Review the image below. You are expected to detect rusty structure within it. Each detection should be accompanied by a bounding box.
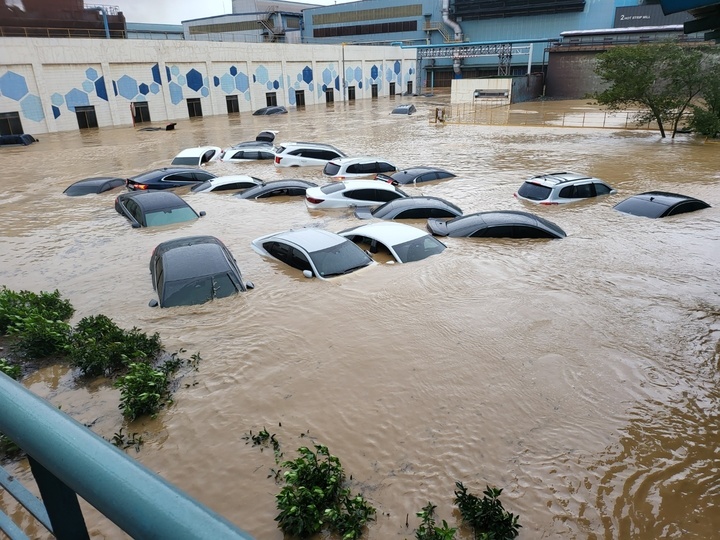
[0,0,126,38]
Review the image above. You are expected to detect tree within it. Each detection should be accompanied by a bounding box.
[689,52,720,138]
[594,42,705,138]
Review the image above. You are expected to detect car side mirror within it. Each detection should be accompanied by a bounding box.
[245,281,255,290]
[199,211,206,217]
[302,270,314,279]
[148,299,159,307]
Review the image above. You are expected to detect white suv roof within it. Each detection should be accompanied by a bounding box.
[525,171,595,187]
[273,142,347,167]
[514,171,616,205]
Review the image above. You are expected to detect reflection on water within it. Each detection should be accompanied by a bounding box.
[1,97,719,539]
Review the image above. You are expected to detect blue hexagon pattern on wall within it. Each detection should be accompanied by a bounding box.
[64,88,90,112]
[302,66,313,84]
[186,69,203,92]
[0,71,29,101]
[116,75,139,100]
[169,81,184,105]
[21,94,44,122]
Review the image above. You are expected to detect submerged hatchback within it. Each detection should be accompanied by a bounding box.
[515,171,616,205]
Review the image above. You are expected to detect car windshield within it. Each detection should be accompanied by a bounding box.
[517,182,552,201]
[145,207,198,227]
[323,162,341,176]
[162,274,239,307]
[191,181,212,192]
[392,236,446,263]
[308,241,372,277]
[171,157,200,166]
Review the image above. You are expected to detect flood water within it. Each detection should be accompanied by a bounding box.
[1,97,719,539]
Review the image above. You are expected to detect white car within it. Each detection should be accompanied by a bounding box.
[514,171,616,205]
[219,142,276,163]
[305,180,408,210]
[338,222,446,264]
[322,156,397,180]
[190,175,264,193]
[170,146,222,166]
[251,228,373,280]
[273,142,347,168]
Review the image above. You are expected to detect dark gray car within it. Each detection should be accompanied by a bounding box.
[427,210,566,239]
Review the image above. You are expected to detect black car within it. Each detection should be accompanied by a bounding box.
[115,191,205,228]
[125,167,217,191]
[149,236,253,308]
[235,179,318,200]
[377,167,456,186]
[354,196,463,220]
[427,210,566,239]
[252,106,288,116]
[64,176,125,196]
[0,133,37,146]
[613,191,711,218]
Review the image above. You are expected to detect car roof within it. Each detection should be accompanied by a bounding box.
[525,171,595,186]
[390,167,454,179]
[339,222,429,245]
[261,228,347,252]
[276,141,345,151]
[160,242,234,281]
[173,146,220,158]
[391,104,417,114]
[64,176,124,195]
[357,196,463,219]
[205,175,263,185]
[237,179,317,198]
[118,190,189,211]
[327,156,394,165]
[129,167,201,181]
[333,179,403,190]
[431,210,566,238]
[613,191,710,218]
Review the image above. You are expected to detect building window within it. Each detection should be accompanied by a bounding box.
[132,101,151,124]
[348,86,356,101]
[187,98,202,118]
[389,82,396,96]
[325,88,334,103]
[226,95,240,114]
[0,111,23,135]
[407,81,413,95]
[371,84,378,99]
[266,92,278,106]
[295,90,305,107]
[75,106,98,129]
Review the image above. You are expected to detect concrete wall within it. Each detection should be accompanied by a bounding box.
[544,49,608,99]
[0,37,416,135]
[450,74,543,104]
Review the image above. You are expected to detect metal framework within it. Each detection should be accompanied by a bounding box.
[415,43,531,59]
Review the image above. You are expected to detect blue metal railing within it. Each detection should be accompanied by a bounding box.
[0,372,254,540]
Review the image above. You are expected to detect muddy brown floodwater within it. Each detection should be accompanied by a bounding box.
[1,97,719,540]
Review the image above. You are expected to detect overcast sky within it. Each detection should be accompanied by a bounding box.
[113,0,355,25]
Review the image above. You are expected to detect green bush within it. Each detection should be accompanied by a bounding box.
[415,502,457,540]
[67,314,162,377]
[0,287,74,334]
[6,312,71,358]
[689,105,720,138]
[115,362,169,420]
[0,357,21,379]
[454,482,520,540]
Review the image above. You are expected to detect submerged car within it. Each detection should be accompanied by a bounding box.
[149,236,253,308]
[338,222,446,264]
[322,156,397,180]
[252,106,288,116]
[273,142,347,168]
[235,179,318,200]
[514,171,616,205]
[391,104,417,115]
[613,191,711,218]
[219,142,275,163]
[354,196,463,220]
[191,175,264,193]
[63,176,125,196]
[427,210,566,239]
[170,146,222,166]
[115,191,205,228]
[251,228,373,280]
[377,167,456,186]
[126,167,217,191]
[305,180,408,210]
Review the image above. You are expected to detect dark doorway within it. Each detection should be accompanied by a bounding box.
[0,111,23,135]
[266,92,278,106]
[407,81,413,95]
[187,98,202,118]
[75,106,98,129]
[226,95,239,114]
[132,101,151,124]
[348,86,355,101]
[295,90,305,107]
[371,84,378,99]
[325,88,334,103]
[389,82,396,96]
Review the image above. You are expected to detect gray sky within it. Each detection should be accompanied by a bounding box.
[113,0,355,25]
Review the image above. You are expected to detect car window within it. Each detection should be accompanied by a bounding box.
[163,274,238,307]
[517,182,551,201]
[666,200,708,217]
[430,207,459,218]
[144,207,198,227]
[320,182,346,194]
[164,172,196,183]
[393,236,446,263]
[201,150,216,163]
[192,181,212,192]
[344,188,377,201]
[396,208,432,219]
[171,157,199,166]
[194,171,215,181]
[346,164,362,174]
[594,182,612,195]
[373,189,404,202]
[324,162,341,176]
[378,162,396,173]
[258,151,275,160]
[308,241,371,278]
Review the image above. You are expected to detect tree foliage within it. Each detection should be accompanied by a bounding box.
[594,42,707,138]
[688,52,720,138]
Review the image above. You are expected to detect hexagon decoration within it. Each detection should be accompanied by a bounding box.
[288,88,296,106]
[394,61,401,75]
[85,67,99,81]
[308,82,314,92]
[82,80,94,93]
[370,65,379,80]
[334,76,340,91]
[345,67,354,82]
[139,83,150,95]
[296,73,303,83]
[169,81,184,105]
[293,81,300,89]
[21,94,44,122]
[409,67,415,75]
[135,95,147,102]
[354,67,362,82]
[266,81,273,90]
[213,76,220,87]
[244,92,252,102]
[112,80,118,96]
[235,72,249,92]
[220,73,235,94]
[52,105,61,119]
[0,71,29,101]
[116,75,139,100]
[255,65,269,85]
[95,77,108,101]
[358,81,363,89]
[322,68,333,86]
[51,92,64,106]
[151,63,162,85]
[149,82,160,94]
[201,87,209,97]
[64,88,90,112]
[170,65,180,77]
[177,74,186,86]
[273,80,280,90]
[165,66,172,82]
[302,66,313,84]
[386,67,394,82]
[230,66,238,76]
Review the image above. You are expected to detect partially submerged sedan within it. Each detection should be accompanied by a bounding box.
[149,236,253,308]
[338,222,446,263]
[115,191,205,228]
[191,175,264,193]
[427,210,566,239]
[305,180,408,209]
[235,179,318,200]
[126,167,217,191]
[377,167,456,186]
[613,191,710,218]
[354,196,463,220]
[170,146,222,166]
[63,176,125,196]
[251,228,373,280]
